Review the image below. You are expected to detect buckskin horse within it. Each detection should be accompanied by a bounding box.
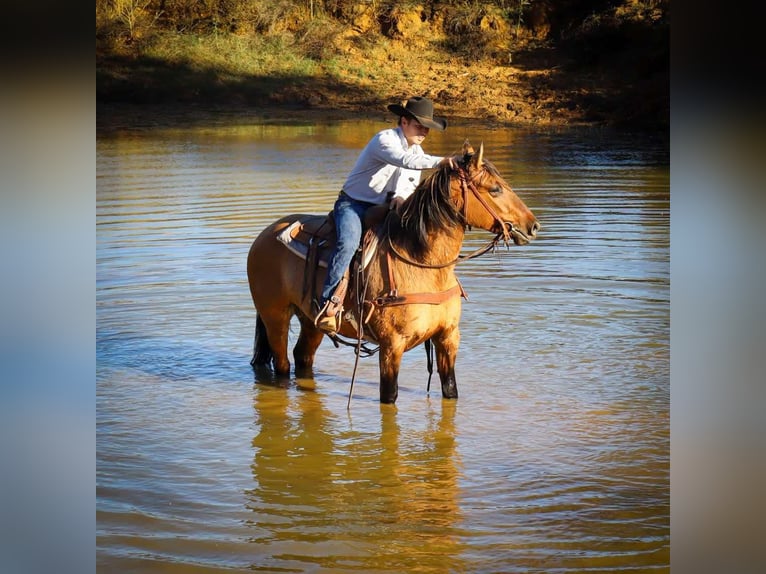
[247,141,539,404]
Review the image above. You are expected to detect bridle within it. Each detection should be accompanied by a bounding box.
[385,164,521,269]
[457,165,513,244]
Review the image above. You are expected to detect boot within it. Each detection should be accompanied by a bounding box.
[313,296,341,333]
[313,274,348,334]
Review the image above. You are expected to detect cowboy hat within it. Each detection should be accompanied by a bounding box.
[387,96,447,131]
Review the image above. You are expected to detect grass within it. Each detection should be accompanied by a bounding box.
[97,31,333,106]
[143,32,319,78]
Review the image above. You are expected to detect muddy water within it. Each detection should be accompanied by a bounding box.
[97,118,669,572]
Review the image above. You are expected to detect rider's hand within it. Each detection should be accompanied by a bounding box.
[439,155,461,170]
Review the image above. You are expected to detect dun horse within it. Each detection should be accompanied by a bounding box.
[247,141,539,403]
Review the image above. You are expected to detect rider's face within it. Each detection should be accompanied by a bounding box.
[401,116,430,145]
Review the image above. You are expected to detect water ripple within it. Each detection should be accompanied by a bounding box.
[97,122,668,573]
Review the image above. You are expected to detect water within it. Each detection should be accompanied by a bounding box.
[97,117,669,572]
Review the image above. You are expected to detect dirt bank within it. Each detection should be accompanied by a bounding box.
[96,3,668,131]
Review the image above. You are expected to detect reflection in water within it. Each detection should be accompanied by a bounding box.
[97,120,668,572]
[248,384,464,572]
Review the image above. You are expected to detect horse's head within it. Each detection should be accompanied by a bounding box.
[456,140,539,245]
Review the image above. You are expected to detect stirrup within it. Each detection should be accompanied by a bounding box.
[316,314,338,334]
[313,296,341,333]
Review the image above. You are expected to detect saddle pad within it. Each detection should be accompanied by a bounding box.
[276,219,329,267]
[276,218,379,269]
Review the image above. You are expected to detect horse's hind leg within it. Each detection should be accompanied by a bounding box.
[251,314,274,367]
[293,315,324,376]
[257,309,293,376]
[433,329,460,399]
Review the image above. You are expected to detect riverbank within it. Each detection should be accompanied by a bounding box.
[97,3,668,131]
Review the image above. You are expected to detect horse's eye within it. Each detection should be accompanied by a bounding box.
[489,185,503,197]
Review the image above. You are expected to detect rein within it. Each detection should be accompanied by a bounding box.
[386,229,503,269]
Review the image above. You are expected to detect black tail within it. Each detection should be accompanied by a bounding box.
[251,314,273,368]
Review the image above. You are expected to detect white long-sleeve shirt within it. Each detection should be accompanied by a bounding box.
[341,126,443,205]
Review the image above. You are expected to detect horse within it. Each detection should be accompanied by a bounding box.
[247,140,539,404]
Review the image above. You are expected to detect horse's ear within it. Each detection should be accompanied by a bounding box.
[477,142,484,168]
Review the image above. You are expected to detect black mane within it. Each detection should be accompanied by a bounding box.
[391,164,465,258]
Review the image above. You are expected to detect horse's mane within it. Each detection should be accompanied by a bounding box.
[392,164,464,258]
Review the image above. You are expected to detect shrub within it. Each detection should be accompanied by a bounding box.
[440,3,511,60]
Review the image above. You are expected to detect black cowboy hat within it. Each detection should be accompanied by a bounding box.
[387,96,447,131]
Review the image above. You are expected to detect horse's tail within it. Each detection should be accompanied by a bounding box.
[251,313,273,367]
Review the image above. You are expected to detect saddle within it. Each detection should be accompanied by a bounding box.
[276,204,388,265]
[277,215,333,267]
[275,205,389,308]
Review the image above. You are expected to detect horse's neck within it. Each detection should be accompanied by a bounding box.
[423,227,465,267]
[384,227,465,289]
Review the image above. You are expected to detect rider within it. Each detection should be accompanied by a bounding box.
[314,96,460,333]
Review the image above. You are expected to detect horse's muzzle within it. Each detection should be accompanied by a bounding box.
[504,220,539,245]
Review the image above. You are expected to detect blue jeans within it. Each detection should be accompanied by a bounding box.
[320,192,374,304]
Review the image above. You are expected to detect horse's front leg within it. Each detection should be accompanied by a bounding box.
[433,329,460,399]
[379,340,405,404]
